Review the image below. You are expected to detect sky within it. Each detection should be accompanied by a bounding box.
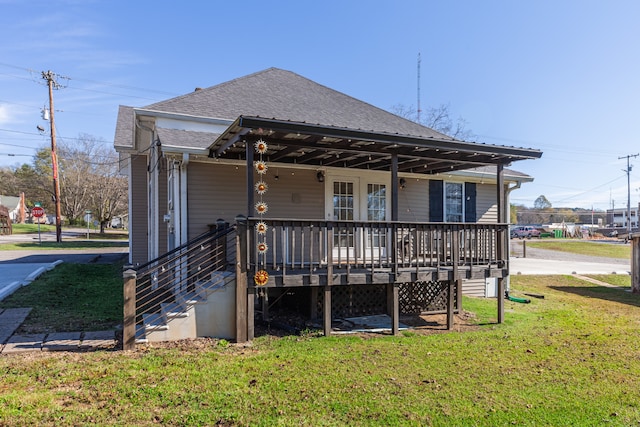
[1,0,639,212]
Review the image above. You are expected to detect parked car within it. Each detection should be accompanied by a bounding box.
[511,226,541,239]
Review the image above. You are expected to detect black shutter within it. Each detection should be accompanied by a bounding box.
[429,180,444,222]
[465,182,477,223]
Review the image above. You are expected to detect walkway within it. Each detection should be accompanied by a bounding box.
[0,308,117,354]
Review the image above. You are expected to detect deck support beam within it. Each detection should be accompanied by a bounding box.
[496,164,505,324]
[235,217,248,343]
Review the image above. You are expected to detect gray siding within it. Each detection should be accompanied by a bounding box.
[476,183,498,223]
[398,179,429,222]
[130,155,148,265]
[462,279,488,297]
[188,163,246,238]
[187,163,325,238]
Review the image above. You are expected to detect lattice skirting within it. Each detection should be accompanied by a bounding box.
[314,281,458,319]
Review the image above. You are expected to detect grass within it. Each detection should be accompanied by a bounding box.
[0,240,128,250]
[1,271,640,425]
[524,239,630,259]
[10,223,55,234]
[0,263,123,333]
[585,274,631,288]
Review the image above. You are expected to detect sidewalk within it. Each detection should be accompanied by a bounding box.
[0,308,118,354]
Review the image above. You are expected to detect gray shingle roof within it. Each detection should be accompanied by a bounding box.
[145,68,453,140]
[114,106,134,149]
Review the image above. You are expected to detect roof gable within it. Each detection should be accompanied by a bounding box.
[145,68,452,140]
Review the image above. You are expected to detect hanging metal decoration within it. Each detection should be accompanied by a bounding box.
[254,269,269,286]
[256,221,268,234]
[254,138,270,287]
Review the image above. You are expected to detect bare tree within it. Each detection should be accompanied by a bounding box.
[57,134,127,232]
[391,103,474,140]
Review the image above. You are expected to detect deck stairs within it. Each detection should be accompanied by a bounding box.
[133,225,237,344]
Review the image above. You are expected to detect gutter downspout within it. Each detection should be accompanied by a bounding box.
[180,153,189,246]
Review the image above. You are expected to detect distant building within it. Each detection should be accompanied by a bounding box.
[607,204,639,228]
[0,193,26,223]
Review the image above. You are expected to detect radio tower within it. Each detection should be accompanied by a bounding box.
[417,53,422,123]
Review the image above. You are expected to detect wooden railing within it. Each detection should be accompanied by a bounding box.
[239,217,509,286]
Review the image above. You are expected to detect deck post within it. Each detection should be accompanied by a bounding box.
[448,232,460,330]
[632,233,640,293]
[324,223,334,336]
[235,216,248,342]
[496,164,506,323]
[247,286,255,340]
[123,269,137,351]
[390,283,399,335]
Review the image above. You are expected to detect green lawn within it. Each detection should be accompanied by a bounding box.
[1,272,640,425]
[0,263,123,333]
[524,239,630,259]
[0,240,128,250]
[585,274,631,288]
[10,223,55,234]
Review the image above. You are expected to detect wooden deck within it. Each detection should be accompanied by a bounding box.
[238,218,509,288]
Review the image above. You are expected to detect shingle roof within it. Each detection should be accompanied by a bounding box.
[145,68,452,141]
[114,106,134,149]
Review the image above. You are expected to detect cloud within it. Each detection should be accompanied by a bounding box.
[0,104,12,125]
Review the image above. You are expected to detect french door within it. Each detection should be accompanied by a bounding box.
[325,175,389,262]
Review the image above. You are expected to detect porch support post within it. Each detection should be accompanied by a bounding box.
[391,153,399,221]
[235,216,248,342]
[247,286,255,341]
[324,223,334,337]
[246,143,254,217]
[388,283,399,335]
[496,164,505,324]
[123,269,137,351]
[448,233,460,330]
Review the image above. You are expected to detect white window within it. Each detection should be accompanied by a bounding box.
[444,182,464,222]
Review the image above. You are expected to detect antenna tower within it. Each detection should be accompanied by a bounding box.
[417,53,421,123]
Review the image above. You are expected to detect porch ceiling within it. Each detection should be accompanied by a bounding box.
[207,116,542,175]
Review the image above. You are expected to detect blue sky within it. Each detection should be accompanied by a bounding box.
[0,0,638,211]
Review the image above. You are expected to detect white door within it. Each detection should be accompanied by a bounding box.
[325,175,389,262]
[326,177,359,260]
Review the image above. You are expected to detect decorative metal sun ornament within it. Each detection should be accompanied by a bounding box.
[255,181,268,195]
[257,242,269,254]
[254,269,269,286]
[254,139,268,154]
[254,160,268,174]
[256,221,268,234]
[255,202,268,214]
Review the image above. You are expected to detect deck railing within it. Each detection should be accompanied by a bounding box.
[241,217,508,285]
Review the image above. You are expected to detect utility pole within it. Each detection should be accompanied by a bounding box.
[619,153,639,237]
[42,70,62,243]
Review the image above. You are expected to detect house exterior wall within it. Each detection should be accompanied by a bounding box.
[187,162,325,239]
[397,178,500,225]
[476,183,498,223]
[187,162,246,237]
[129,155,149,265]
[398,179,429,222]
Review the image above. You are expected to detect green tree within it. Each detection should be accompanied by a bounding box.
[534,195,552,210]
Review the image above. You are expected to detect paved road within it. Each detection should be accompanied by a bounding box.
[0,234,129,302]
[510,240,630,275]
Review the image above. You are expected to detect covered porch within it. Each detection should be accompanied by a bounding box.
[209,116,541,342]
